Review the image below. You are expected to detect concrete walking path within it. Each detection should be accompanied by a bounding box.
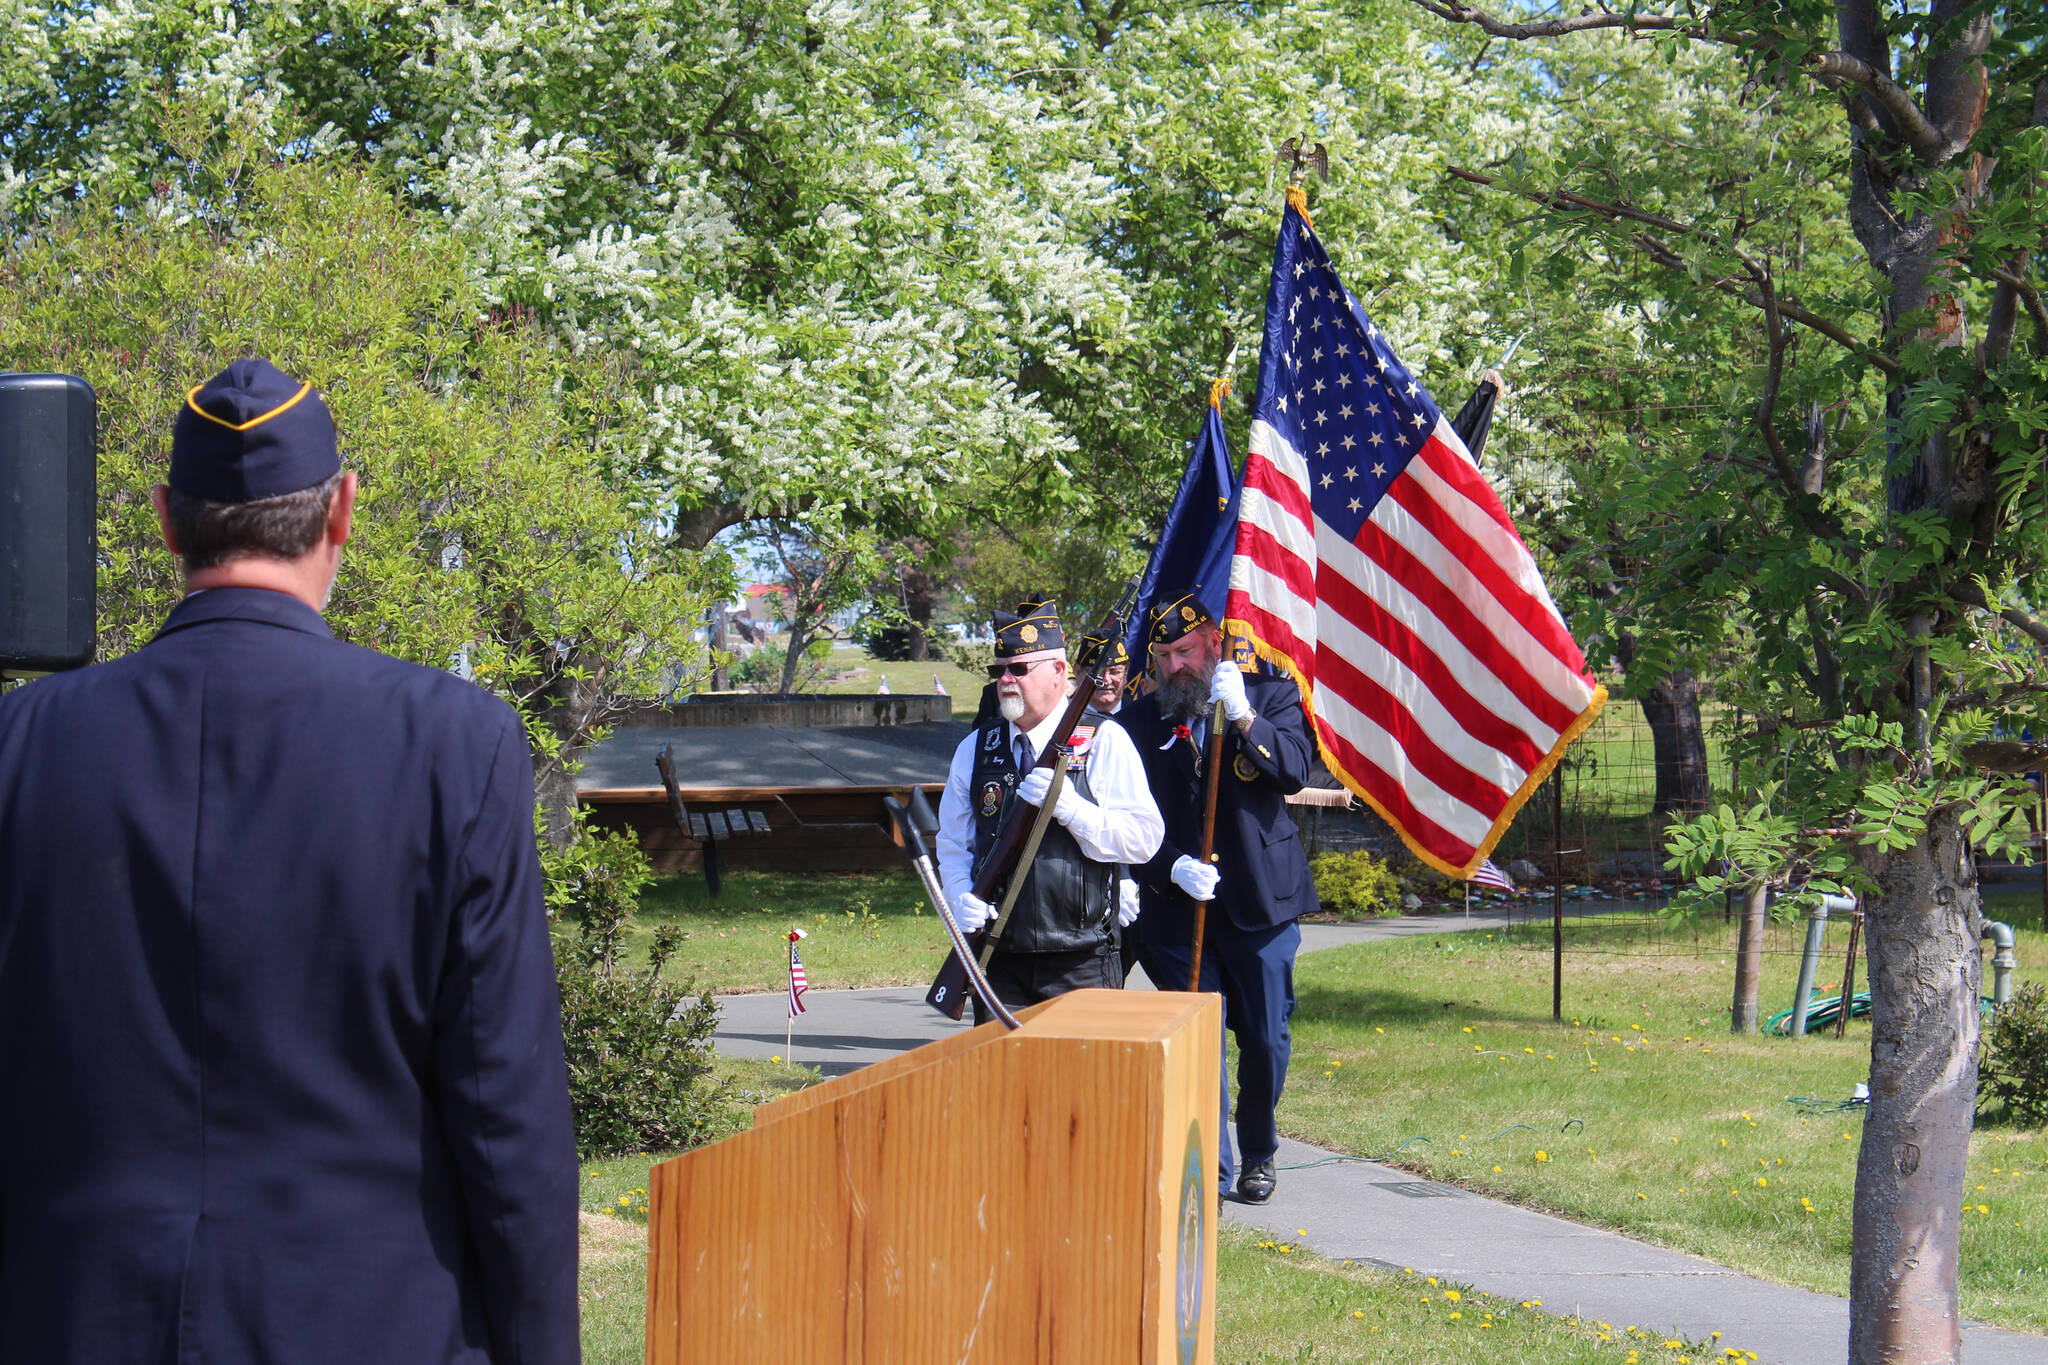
[709,905,2046,1363]
[1245,1136,2039,1364]
[713,902,1549,1075]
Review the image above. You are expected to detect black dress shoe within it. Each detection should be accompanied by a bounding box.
[1237,1159,1276,1204]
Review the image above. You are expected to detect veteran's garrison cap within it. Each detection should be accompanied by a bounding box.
[171,358,340,503]
[1075,629,1130,671]
[1148,593,1216,646]
[992,598,1065,662]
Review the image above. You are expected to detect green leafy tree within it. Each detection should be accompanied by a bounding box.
[0,0,1549,602]
[0,1,1139,548]
[0,113,713,839]
[1398,4,2048,1359]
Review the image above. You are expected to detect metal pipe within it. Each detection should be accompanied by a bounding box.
[1789,893,1858,1038]
[1983,920,2017,1008]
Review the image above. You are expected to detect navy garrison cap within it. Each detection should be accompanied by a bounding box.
[992,598,1065,662]
[1148,592,1215,646]
[170,358,340,503]
[1075,629,1129,671]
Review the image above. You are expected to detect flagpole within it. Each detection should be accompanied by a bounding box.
[785,940,793,1060]
[1187,699,1228,991]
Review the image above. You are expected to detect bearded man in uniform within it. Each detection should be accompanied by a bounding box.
[1121,595,1318,1203]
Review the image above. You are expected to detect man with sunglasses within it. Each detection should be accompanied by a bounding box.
[935,599,1163,1019]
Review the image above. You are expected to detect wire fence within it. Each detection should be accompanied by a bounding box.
[1297,687,2048,956]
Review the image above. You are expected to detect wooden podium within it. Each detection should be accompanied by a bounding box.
[646,988,1221,1364]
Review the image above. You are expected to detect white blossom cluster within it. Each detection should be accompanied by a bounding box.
[1,0,1557,532]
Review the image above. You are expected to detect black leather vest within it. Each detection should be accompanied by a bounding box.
[968,713,1115,953]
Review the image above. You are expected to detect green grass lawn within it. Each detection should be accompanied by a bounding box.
[809,644,986,717]
[629,868,945,994]
[572,879,2048,1355]
[1278,914,2048,1334]
[578,1132,1757,1365]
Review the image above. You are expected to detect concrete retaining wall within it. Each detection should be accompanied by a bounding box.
[610,694,951,729]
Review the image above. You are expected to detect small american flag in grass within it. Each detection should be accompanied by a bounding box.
[786,928,809,1019]
[1468,858,1516,893]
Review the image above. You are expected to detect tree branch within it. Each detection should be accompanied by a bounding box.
[1404,0,1709,42]
[1990,264,2048,356]
[1403,3,1951,162]
[1952,578,2048,647]
[1448,166,1899,373]
[1749,257,1801,495]
[1809,53,1952,162]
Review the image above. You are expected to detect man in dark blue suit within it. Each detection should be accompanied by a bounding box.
[0,359,580,1363]
[1123,595,1319,1205]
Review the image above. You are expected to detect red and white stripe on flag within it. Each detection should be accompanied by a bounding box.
[1225,188,1604,878]
[1469,858,1516,892]
[786,932,809,1019]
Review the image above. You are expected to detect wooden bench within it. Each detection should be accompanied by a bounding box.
[655,740,772,898]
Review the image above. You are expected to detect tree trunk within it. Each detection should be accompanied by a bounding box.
[531,747,582,850]
[708,600,730,691]
[903,567,935,662]
[520,642,605,850]
[1639,667,1712,819]
[1850,807,1983,1365]
[1731,882,1768,1034]
[779,625,809,696]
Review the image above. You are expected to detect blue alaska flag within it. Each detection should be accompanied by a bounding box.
[1127,387,1242,662]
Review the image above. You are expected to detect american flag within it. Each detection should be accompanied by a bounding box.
[1469,858,1516,893]
[1225,190,1605,877]
[786,929,809,1019]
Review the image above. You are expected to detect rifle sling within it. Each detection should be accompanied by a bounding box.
[977,752,1068,967]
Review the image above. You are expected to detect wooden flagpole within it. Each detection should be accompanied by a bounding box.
[1187,699,1228,991]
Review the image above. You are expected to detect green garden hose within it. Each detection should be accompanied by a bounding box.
[1766,992,1997,1037]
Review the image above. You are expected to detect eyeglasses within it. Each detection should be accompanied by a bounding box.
[986,660,1044,679]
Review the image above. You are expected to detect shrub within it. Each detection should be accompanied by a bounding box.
[729,638,832,690]
[1981,982,2048,1126]
[542,816,727,1159]
[1310,850,1404,920]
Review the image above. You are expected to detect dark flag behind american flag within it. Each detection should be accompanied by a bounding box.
[1225,189,1605,877]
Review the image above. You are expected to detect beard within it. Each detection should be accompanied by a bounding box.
[1152,667,1209,723]
[998,691,1026,723]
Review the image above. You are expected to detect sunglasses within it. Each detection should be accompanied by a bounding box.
[986,660,1044,679]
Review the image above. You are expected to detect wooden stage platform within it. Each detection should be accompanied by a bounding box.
[579,715,1357,877]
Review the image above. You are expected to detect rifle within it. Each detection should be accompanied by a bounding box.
[886,789,1017,1028]
[924,581,1139,1020]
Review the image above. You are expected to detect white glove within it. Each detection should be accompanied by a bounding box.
[1015,765,1086,827]
[956,891,996,933]
[1170,854,1220,901]
[1209,661,1252,723]
[1117,878,1142,928]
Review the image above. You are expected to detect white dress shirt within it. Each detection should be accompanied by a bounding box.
[936,708,1164,916]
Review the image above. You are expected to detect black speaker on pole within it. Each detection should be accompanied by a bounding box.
[0,373,97,674]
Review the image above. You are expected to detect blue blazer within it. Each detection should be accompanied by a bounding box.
[0,588,580,1364]
[1123,672,1321,940]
